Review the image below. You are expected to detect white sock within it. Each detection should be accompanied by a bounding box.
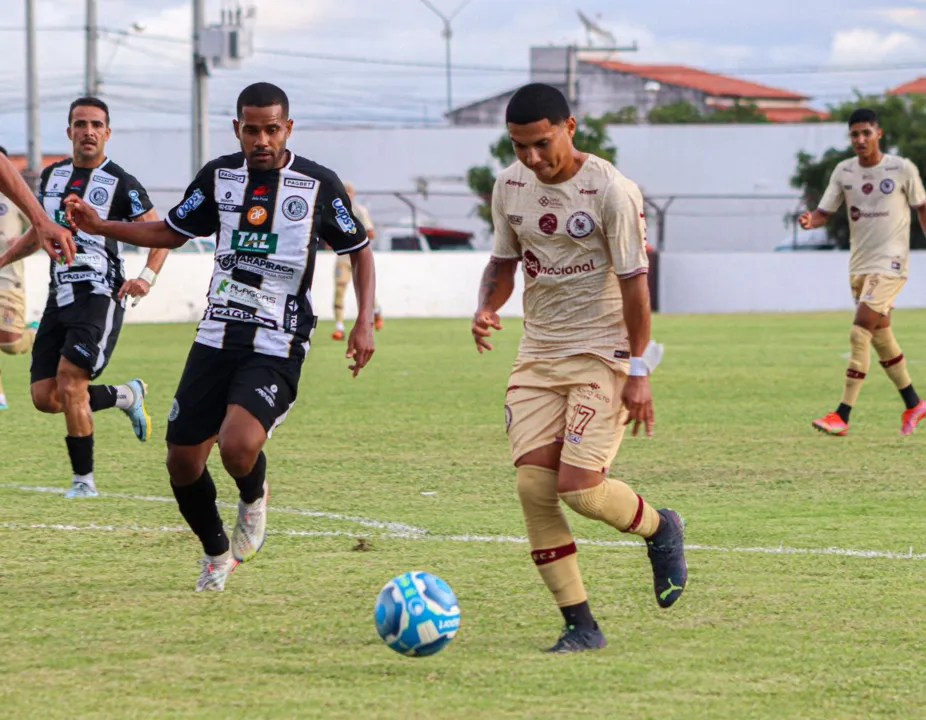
[335,322,345,332]
[74,472,96,490]
[114,384,136,410]
[0,393,7,407]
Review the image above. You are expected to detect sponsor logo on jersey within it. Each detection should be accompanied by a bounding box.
[538,195,563,209]
[94,175,116,186]
[175,189,205,219]
[231,230,278,254]
[283,296,300,333]
[508,214,523,226]
[71,179,85,189]
[88,188,109,206]
[284,177,316,189]
[332,198,357,234]
[216,278,279,310]
[247,206,269,225]
[57,270,104,284]
[0,203,6,216]
[862,183,874,195]
[506,179,526,187]
[579,188,599,195]
[566,211,595,239]
[522,249,597,279]
[218,169,246,183]
[880,178,896,194]
[53,210,70,228]
[62,253,104,272]
[850,206,889,221]
[53,168,70,177]
[128,190,146,216]
[207,305,278,329]
[218,203,242,213]
[282,195,309,221]
[538,213,558,235]
[252,186,271,201]
[216,252,295,279]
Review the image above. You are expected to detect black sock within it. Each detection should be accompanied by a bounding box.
[64,435,93,476]
[171,467,229,557]
[234,451,267,504]
[900,385,921,410]
[560,601,596,630]
[836,403,852,423]
[88,385,118,412]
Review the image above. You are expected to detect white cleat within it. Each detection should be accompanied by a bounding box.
[231,481,269,563]
[195,551,238,592]
[65,481,99,499]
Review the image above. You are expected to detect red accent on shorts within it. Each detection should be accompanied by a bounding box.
[531,542,578,566]
[628,494,645,532]
[881,354,905,369]
[507,385,522,393]
[846,369,867,379]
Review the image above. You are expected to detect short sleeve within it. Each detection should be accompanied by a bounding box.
[166,164,218,238]
[603,179,649,279]
[817,166,845,215]
[119,173,155,219]
[318,173,368,255]
[905,160,926,208]
[490,179,520,259]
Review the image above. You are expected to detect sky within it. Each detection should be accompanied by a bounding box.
[1,0,925,152]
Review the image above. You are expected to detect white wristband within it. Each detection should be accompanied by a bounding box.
[629,357,649,377]
[138,267,157,286]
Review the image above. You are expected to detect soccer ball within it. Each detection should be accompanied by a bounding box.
[374,571,461,657]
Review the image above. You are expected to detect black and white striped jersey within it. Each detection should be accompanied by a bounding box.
[39,158,154,307]
[166,151,368,361]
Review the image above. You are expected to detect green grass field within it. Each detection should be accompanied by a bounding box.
[2,312,926,720]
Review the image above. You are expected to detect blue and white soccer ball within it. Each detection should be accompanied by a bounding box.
[374,571,461,657]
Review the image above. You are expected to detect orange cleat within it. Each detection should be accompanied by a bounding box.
[901,400,926,436]
[812,412,849,436]
[374,314,384,331]
[332,329,345,341]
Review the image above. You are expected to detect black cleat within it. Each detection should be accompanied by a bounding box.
[646,508,688,608]
[545,624,608,654]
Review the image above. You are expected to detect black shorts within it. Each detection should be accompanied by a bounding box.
[166,343,302,446]
[31,294,124,383]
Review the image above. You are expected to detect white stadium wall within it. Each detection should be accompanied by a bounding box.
[22,251,926,324]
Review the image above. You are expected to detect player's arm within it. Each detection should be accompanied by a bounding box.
[321,174,374,377]
[903,160,926,231]
[120,210,171,303]
[800,165,844,230]
[473,180,520,353]
[0,156,76,264]
[606,182,654,437]
[65,196,186,248]
[0,228,40,269]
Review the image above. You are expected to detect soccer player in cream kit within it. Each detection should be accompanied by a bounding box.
[472,83,687,653]
[801,108,926,436]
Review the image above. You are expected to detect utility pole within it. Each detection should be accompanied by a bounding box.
[25,0,41,189]
[192,0,209,177]
[85,0,99,95]
[420,0,474,115]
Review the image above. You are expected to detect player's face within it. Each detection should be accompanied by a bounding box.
[508,118,577,183]
[234,105,294,171]
[849,122,882,159]
[67,106,111,165]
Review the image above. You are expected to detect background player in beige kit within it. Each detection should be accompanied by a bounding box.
[801,108,926,436]
[472,83,687,653]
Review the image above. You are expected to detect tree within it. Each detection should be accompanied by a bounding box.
[466,116,618,229]
[648,99,770,124]
[648,101,703,124]
[791,93,926,250]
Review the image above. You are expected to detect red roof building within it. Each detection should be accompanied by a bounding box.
[889,78,926,96]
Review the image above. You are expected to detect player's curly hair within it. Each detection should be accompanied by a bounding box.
[506,83,571,126]
[237,82,289,120]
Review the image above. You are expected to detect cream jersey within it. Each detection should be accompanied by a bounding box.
[353,202,374,234]
[491,154,648,366]
[819,154,926,277]
[0,192,29,292]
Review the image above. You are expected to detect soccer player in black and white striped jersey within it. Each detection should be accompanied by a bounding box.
[0,97,169,499]
[66,83,377,592]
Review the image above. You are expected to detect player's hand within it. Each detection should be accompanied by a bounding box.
[118,278,151,306]
[472,310,502,353]
[34,213,76,266]
[346,320,375,377]
[64,194,104,236]
[798,211,814,230]
[622,375,655,437]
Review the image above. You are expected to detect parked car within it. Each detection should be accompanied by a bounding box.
[379,225,475,252]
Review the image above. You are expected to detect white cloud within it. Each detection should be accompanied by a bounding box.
[828,29,920,65]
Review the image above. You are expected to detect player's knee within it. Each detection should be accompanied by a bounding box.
[850,323,873,349]
[0,337,23,355]
[56,370,89,408]
[31,385,60,414]
[219,441,262,479]
[166,448,205,485]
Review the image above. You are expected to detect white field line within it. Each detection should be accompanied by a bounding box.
[1,484,924,562]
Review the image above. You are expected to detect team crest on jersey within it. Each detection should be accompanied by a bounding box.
[880,178,895,194]
[566,211,595,238]
[0,203,6,216]
[282,195,309,221]
[129,190,145,216]
[88,188,109,206]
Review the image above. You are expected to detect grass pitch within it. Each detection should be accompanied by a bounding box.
[2,313,926,719]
